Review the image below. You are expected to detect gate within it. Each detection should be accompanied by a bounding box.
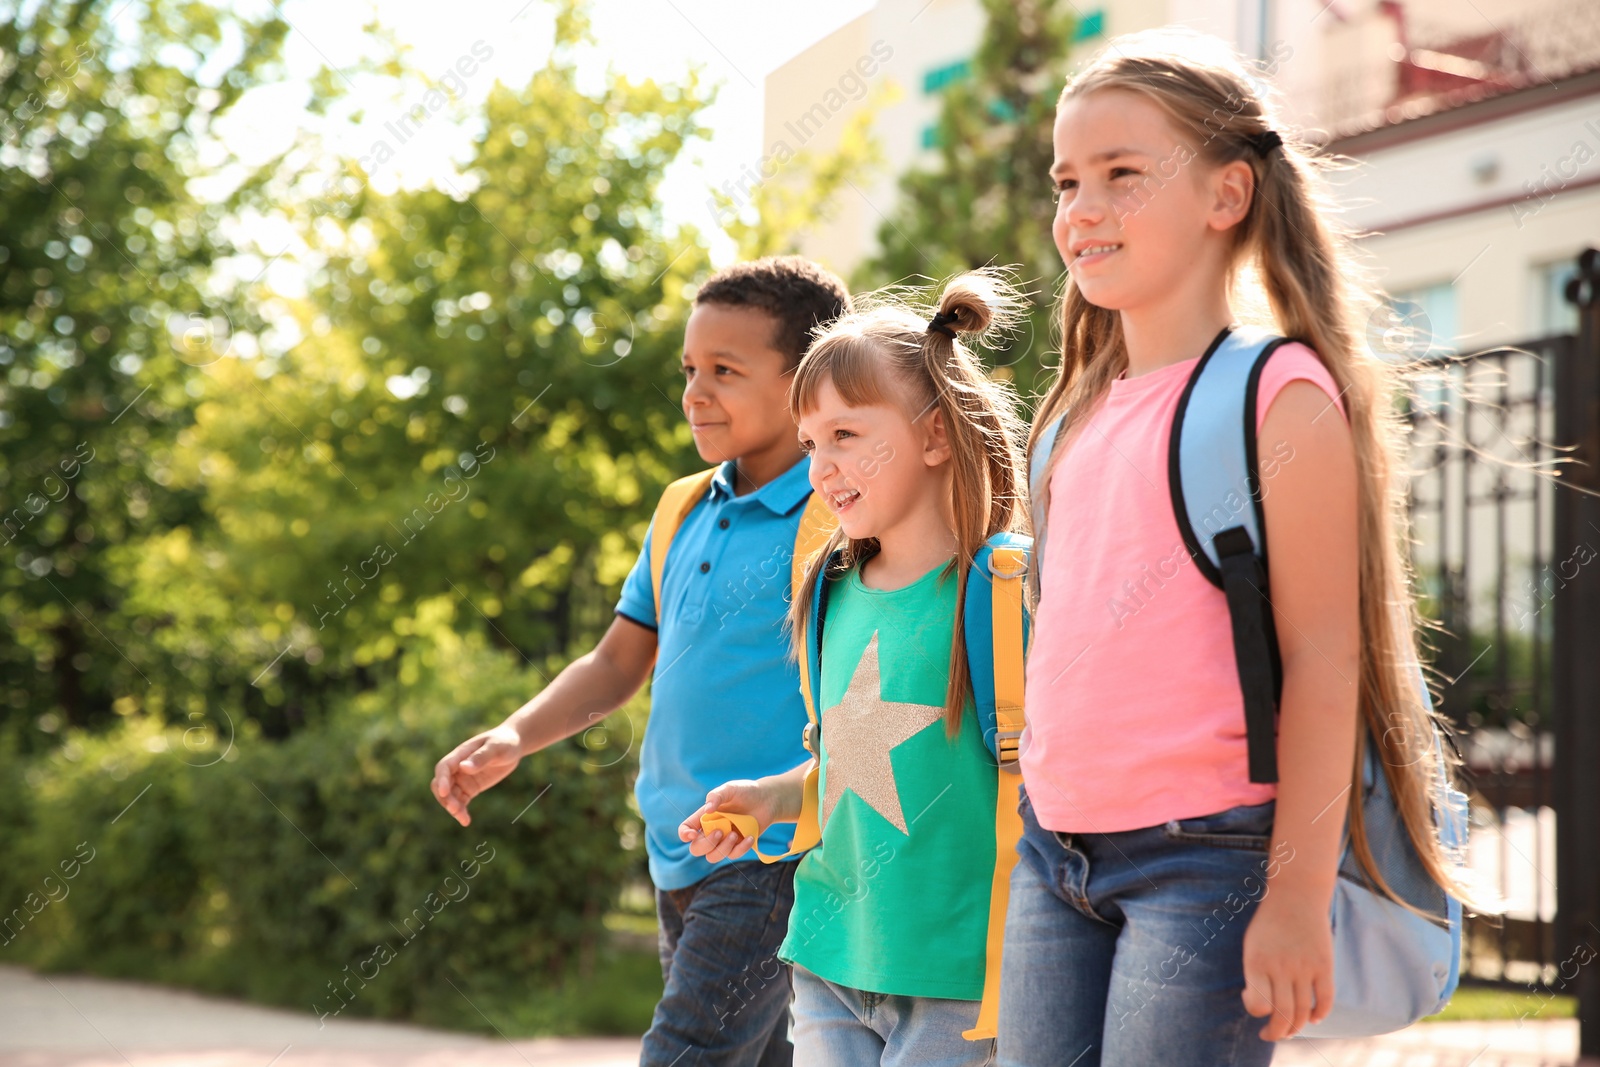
[1404,247,1599,1053]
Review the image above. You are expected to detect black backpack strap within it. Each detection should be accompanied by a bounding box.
[1214,526,1281,783]
[1169,326,1292,784]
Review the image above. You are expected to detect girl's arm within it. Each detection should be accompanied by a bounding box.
[677,759,813,863]
[1244,379,1361,1042]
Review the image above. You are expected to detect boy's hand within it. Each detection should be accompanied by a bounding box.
[1241,890,1335,1041]
[678,780,778,863]
[432,724,524,827]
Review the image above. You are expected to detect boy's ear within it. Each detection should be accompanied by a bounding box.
[922,407,952,467]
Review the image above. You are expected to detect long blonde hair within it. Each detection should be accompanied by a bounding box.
[790,271,1029,736]
[1032,30,1473,907]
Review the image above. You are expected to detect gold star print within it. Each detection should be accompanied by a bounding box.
[820,631,945,835]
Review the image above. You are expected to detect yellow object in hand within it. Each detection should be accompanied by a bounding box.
[698,762,823,865]
[701,810,763,842]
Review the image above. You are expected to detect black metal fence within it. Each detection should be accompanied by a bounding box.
[1407,332,1566,985]
[1404,248,1600,1055]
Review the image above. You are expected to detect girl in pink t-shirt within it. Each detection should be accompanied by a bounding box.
[997,30,1470,1067]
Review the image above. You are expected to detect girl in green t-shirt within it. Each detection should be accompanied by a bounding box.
[679,272,1030,1066]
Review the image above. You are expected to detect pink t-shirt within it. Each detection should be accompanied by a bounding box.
[1020,341,1347,833]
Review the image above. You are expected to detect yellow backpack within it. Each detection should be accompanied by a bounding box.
[644,467,837,627]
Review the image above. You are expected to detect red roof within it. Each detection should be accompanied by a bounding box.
[1323,0,1600,138]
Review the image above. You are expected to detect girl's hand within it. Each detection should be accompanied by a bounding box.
[1241,890,1335,1041]
[678,779,778,863]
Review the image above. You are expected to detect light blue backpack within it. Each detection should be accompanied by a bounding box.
[1029,325,1469,1037]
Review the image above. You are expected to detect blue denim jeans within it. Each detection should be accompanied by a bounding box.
[642,860,798,1067]
[791,964,995,1067]
[997,786,1281,1067]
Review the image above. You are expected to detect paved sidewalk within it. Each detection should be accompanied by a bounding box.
[1275,1019,1581,1066]
[0,966,637,1067]
[0,965,1585,1067]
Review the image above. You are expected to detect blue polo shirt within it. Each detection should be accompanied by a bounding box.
[616,456,815,890]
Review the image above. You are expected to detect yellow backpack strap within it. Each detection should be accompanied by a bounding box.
[647,468,719,626]
[790,491,837,618]
[779,492,836,858]
[700,491,837,863]
[790,491,837,731]
[966,544,1028,1042]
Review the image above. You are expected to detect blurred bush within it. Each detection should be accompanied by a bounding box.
[0,630,644,1028]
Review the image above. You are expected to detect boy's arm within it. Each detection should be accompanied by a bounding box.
[507,613,658,754]
[432,614,658,826]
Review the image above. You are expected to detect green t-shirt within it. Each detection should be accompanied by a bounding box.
[778,559,997,1000]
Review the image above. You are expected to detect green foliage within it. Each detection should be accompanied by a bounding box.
[1,632,640,1027]
[0,0,290,743]
[1,0,717,745]
[109,8,715,739]
[0,0,708,1032]
[1429,983,1576,1022]
[857,0,1081,398]
[441,943,663,1037]
[1413,564,1550,728]
[11,716,208,969]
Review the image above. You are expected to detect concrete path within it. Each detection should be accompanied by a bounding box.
[1275,1018,1581,1066]
[0,966,637,1066]
[0,965,1585,1067]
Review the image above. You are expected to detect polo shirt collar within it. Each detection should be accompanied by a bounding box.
[709,456,814,516]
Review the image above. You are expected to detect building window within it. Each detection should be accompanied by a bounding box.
[922,58,971,95]
[1074,9,1105,41]
[1381,281,1459,361]
[1534,259,1580,337]
[921,123,941,149]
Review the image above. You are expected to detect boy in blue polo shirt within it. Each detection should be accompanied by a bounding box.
[432,256,851,1066]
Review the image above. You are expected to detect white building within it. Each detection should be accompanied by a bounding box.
[1322,0,1599,346]
[762,0,1600,347]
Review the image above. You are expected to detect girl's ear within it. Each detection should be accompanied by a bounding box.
[1208,158,1256,233]
[922,406,952,467]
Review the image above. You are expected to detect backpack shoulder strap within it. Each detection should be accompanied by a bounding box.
[797,545,838,737]
[781,546,845,859]
[791,492,838,611]
[963,534,1030,764]
[965,544,999,760]
[647,468,719,626]
[1169,326,1291,784]
[1169,326,1290,582]
[965,531,1031,1041]
[1028,413,1068,579]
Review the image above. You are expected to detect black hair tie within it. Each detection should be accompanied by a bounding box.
[928,309,960,339]
[1248,129,1283,156]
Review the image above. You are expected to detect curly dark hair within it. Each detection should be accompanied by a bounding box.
[694,255,853,369]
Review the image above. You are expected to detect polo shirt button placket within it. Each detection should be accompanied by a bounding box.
[699,561,710,573]
[718,518,730,530]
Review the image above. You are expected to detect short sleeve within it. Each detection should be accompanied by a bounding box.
[1254,341,1347,433]
[615,522,658,631]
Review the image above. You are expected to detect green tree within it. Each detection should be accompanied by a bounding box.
[126,3,714,735]
[858,0,1079,398]
[0,1,288,742]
